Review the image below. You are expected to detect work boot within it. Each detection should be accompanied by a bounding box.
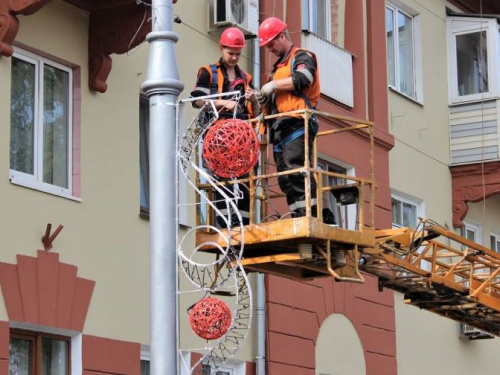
[294,205,318,218]
[293,208,307,217]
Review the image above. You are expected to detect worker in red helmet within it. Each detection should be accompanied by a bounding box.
[191,27,260,228]
[191,27,260,119]
[257,17,323,220]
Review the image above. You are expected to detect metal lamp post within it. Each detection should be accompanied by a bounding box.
[141,0,184,374]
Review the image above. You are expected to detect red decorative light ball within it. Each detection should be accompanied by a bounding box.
[189,297,232,340]
[202,119,259,178]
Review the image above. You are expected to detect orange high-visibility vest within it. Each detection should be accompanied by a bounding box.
[272,47,320,114]
[203,62,255,117]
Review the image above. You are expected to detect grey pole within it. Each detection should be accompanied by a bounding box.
[251,36,266,375]
[141,1,184,374]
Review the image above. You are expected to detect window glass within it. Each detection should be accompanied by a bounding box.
[139,97,150,213]
[397,11,414,97]
[302,0,330,40]
[491,235,500,252]
[386,4,416,99]
[9,338,32,375]
[10,50,73,196]
[456,31,488,96]
[402,202,417,228]
[392,197,418,228]
[391,198,401,226]
[318,160,350,228]
[466,228,476,241]
[10,57,36,175]
[9,330,69,375]
[141,359,150,375]
[41,338,68,375]
[43,64,70,188]
[386,7,395,87]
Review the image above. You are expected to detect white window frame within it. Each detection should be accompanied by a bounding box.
[491,233,500,252]
[463,220,483,245]
[386,1,423,103]
[301,0,332,41]
[447,16,500,104]
[10,48,74,199]
[391,191,424,229]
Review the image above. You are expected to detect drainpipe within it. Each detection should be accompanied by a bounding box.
[252,35,266,375]
[141,1,184,374]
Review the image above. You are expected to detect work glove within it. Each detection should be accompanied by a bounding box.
[256,80,277,105]
[261,80,277,97]
[255,91,268,105]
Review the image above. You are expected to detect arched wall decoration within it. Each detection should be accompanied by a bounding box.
[451,161,500,227]
[266,274,397,374]
[0,250,94,331]
[0,0,178,92]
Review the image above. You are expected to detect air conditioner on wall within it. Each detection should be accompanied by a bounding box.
[459,323,494,340]
[210,0,259,36]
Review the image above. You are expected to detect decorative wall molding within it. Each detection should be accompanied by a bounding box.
[0,250,95,331]
[450,161,500,227]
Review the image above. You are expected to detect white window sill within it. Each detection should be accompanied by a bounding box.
[10,175,82,202]
[449,94,499,106]
[389,86,423,106]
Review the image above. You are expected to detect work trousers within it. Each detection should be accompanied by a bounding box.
[272,118,317,216]
[214,175,250,228]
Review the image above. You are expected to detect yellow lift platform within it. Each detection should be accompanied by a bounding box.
[195,109,376,283]
[190,110,500,336]
[362,219,500,337]
[191,108,500,337]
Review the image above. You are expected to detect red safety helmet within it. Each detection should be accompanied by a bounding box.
[220,27,246,48]
[259,17,287,47]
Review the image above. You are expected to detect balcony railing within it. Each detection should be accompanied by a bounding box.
[302,32,354,107]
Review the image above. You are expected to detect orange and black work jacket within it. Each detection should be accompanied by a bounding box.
[190,59,255,119]
[270,47,320,116]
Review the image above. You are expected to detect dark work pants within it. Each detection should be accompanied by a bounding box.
[273,125,317,216]
[214,175,250,228]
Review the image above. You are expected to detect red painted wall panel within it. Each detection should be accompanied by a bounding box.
[70,278,95,331]
[365,352,398,375]
[267,304,320,342]
[37,251,59,327]
[83,335,140,375]
[267,332,315,369]
[0,321,8,363]
[56,263,78,329]
[16,255,39,324]
[267,362,316,375]
[0,263,24,321]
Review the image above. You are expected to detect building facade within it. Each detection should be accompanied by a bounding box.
[2,0,499,374]
[387,0,500,374]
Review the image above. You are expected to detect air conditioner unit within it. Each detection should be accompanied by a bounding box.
[211,0,259,36]
[459,323,494,340]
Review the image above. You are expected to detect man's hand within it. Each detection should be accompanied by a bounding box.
[261,80,277,97]
[255,91,268,105]
[256,80,277,105]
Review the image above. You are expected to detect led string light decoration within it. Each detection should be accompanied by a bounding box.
[202,118,260,178]
[177,91,253,375]
[189,297,232,340]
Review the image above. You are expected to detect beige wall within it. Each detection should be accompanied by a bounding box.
[395,294,500,375]
[0,0,256,364]
[389,0,500,373]
[388,0,451,226]
[467,195,500,243]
